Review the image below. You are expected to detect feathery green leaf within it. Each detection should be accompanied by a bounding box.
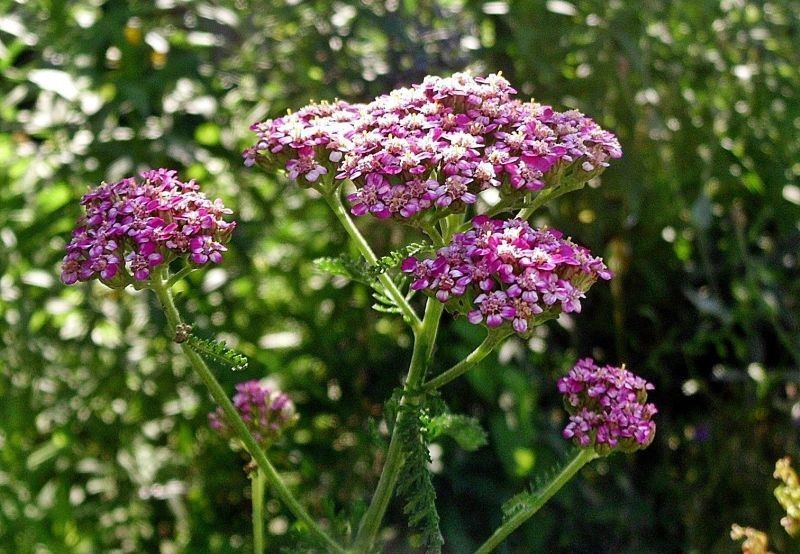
[186,334,248,371]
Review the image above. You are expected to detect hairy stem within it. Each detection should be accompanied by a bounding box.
[150,277,344,553]
[352,298,444,551]
[516,180,586,221]
[323,190,422,332]
[252,468,266,554]
[474,448,598,554]
[422,330,511,391]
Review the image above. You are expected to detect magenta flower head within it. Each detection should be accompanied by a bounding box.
[402,216,612,335]
[245,72,621,225]
[244,100,363,184]
[209,380,298,450]
[557,358,657,455]
[60,169,235,287]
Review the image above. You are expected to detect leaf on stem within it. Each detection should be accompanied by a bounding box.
[313,254,372,285]
[186,334,249,372]
[368,242,430,278]
[424,413,488,451]
[500,447,584,522]
[395,401,444,553]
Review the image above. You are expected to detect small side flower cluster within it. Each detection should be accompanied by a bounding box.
[61,169,235,286]
[402,216,611,334]
[730,525,771,554]
[209,380,298,450]
[774,456,800,536]
[245,72,621,222]
[558,358,657,454]
[244,100,362,183]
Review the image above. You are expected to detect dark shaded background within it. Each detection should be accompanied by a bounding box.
[1,1,799,552]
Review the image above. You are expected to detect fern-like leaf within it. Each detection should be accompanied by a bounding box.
[186,334,248,371]
[500,447,584,522]
[395,402,444,553]
[367,242,430,278]
[500,490,536,522]
[424,413,488,451]
[313,255,371,285]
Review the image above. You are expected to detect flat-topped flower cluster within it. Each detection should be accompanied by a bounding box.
[402,216,612,334]
[209,380,298,449]
[61,169,235,286]
[245,72,621,222]
[558,358,657,454]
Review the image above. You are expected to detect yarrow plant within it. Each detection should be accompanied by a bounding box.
[61,168,234,287]
[63,72,656,553]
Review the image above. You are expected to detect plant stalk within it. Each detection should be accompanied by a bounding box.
[352,298,444,551]
[252,468,266,554]
[422,330,511,391]
[323,190,422,332]
[474,448,598,554]
[150,277,344,554]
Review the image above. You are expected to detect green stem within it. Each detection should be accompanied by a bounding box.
[422,330,511,391]
[252,468,266,554]
[323,190,422,332]
[421,221,445,247]
[474,448,598,554]
[516,180,586,221]
[352,298,444,551]
[165,262,196,288]
[150,277,344,554]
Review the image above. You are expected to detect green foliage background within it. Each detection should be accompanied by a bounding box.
[1,0,799,552]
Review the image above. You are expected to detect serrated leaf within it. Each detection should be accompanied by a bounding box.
[395,402,444,553]
[368,242,430,278]
[371,302,402,314]
[313,255,371,284]
[186,334,248,371]
[425,413,488,451]
[501,491,536,522]
[500,447,584,522]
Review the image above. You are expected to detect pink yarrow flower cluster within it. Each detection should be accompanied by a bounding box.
[244,100,362,181]
[558,358,657,454]
[209,380,298,449]
[245,72,621,222]
[402,216,612,334]
[61,169,235,286]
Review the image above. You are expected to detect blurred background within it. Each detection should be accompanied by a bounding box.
[1,0,799,552]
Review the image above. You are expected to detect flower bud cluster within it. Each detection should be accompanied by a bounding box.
[209,380,298,449]
[61,169,235,286]
[558,358,657,454]
[774,457,800,536]
[246,73,621,222]
[402,216,611,334]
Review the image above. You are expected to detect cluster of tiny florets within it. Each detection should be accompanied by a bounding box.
[558,358,657,454]
[245,72,621,222]
[774,457,800,536]
[402,216,612,334]
[60,169,235,286]
[244,100,363,182]
[209,380,298,449]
